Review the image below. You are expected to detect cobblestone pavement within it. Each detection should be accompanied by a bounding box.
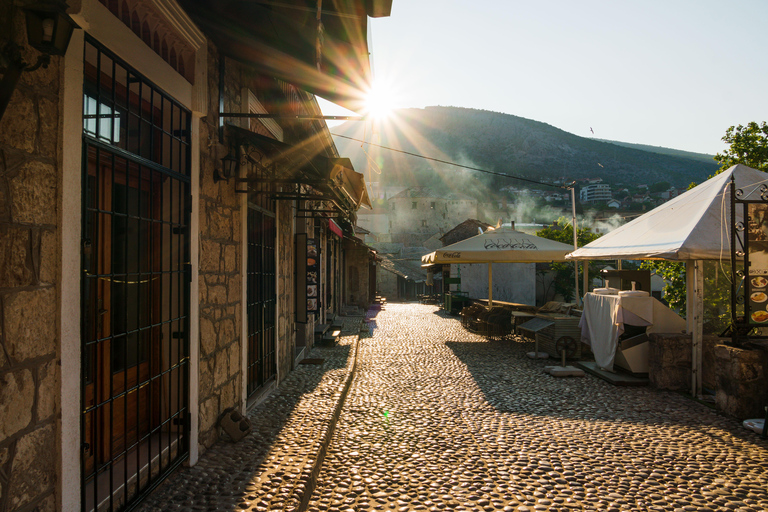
[139,316,365,512]
[308,304,768,512]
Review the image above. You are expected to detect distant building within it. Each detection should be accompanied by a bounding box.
[607,199,621,209]
[388,187,478,235]
[580,183,612,203]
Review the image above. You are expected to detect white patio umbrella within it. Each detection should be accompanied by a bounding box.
[421,227,573,306]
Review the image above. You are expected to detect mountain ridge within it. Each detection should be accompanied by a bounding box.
[331,106,719,195]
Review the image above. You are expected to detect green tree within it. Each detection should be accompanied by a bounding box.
[536,218,601,302]
[649,181,672,193]
[714,121,768,172]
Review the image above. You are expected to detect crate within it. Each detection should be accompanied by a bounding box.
[534,314,583,359]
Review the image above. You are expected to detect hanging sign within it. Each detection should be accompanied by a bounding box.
[307,238,320,315]
[747,203,768,324]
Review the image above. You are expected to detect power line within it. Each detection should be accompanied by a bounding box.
[330,133,566,190]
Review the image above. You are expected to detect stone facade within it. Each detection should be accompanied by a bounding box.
[196,45,244,451]
[344,240,373,309]
[388,188,478,237]
[0,0,383,509]
[0,7,61,511]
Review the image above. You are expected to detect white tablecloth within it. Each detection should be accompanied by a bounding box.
[580,293,654,371]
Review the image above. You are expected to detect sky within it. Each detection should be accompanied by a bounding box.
[319,0,768,156]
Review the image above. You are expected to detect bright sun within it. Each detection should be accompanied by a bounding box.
[364,82,396,120]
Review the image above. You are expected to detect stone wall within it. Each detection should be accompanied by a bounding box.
[647,333,719,392]
[345,242,372,309]
[196,48,244,453]
[377,269,398,300]
[0,8,61,511]
[715,344,768,419]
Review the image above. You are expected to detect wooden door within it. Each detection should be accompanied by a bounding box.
[83,147,157,472]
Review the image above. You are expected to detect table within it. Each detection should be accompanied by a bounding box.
[580,293,685,372]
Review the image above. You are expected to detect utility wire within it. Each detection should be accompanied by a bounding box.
[330,133,567,190]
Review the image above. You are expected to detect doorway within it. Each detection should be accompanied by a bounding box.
[81,38,190,512]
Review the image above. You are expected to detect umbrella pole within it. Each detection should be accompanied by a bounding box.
[488,262,493,307]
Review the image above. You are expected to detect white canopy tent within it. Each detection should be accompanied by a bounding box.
[422,226,574,306]
[567,164,768,395]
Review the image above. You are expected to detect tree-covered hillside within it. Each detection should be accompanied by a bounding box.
[332,106,718,194]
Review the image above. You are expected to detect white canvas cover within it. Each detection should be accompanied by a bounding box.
[567,165,768,261]
[421,227,573,265]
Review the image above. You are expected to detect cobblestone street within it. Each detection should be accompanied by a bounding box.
[142,303,768,512]
[310,304,768,512]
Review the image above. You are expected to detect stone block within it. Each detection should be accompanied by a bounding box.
[220,318,235,348]
[220,377,234,410]
[228,340,240,378]
[648,333,691,391]
[198,274,207,303]
[4,288,56,362]
[0,93,36,153]
[199,239,221,273]
[0,225,33,287]
[7,424,55,510]
[207,283,227,305]
[10,160,57,225]
[38,228,57,284]
[227,275,241,303]
[206,205,233,240]
[214,350,228,387]
[199,395,219,434]
[223,243,238,274]
[0,369,34,442]
[38,97,59,157]
[200,315,216,356]
[715,344,768,419]
[36,358,57,422]
[199,358,213,397]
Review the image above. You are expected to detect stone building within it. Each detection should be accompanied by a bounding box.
[387,187,477,236]
[0,1,391,511]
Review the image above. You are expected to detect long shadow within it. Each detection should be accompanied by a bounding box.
[445,338,768,449]
[137,329,356,511]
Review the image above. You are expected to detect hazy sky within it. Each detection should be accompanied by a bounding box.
[320,0,768,155]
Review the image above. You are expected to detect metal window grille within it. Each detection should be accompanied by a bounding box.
[81,37,191,512]
[246,159,277,397]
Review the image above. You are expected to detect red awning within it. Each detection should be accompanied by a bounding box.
[329,219,343,237]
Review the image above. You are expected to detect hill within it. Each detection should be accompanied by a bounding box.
[332,107,719,197]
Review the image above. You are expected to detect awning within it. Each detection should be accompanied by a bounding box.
[329,219,343,237]
[228,125,367,216]
[329,158,372,210]
[179,0,393,112]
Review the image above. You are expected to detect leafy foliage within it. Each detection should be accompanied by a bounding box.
[536,218,601,302]
[714,121,768,173]
[640,260,686,311]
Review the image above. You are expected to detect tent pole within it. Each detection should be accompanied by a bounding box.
[571,186,580,305]
[488,262,493,307]
[686,260,704,397]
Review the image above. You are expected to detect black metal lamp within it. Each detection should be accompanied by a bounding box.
[215,147,240,182]
[0,1,79,122]
[24,0,78,57]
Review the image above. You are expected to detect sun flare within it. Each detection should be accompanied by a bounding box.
[364,81,397,120]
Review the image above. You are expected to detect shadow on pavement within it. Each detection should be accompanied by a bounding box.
[445,338,768,449]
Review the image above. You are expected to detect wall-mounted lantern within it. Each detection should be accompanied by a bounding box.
[215,147,240,182]
[0,0,79,121]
